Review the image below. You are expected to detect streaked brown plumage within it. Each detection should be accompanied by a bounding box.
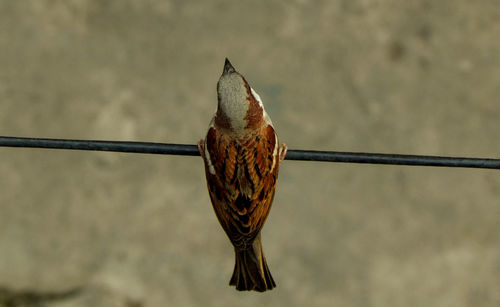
[199,59,286,292]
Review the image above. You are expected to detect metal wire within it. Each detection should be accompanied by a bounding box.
[1,136,499,169]
[0,136,199,156]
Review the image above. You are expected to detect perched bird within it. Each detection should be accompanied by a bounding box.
[198,59,287,292]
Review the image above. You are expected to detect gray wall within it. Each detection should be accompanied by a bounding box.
[0,1,499,306]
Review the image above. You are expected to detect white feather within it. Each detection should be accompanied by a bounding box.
[204,121,216,175]
[251,87,264,109]
[271,133,278,171]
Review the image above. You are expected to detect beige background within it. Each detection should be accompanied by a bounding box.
[1,1,499,306]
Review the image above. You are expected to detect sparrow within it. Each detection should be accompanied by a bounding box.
[198,59,287,292]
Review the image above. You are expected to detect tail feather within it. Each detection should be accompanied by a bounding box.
[229,236,275,292]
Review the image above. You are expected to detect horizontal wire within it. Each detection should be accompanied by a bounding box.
[1,136,499,169]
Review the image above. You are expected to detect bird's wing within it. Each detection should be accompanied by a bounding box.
[201,125,280,248]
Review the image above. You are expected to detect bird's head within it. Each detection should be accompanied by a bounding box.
[215,58,265,134]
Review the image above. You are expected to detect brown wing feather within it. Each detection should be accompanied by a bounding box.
[201,125,280,249]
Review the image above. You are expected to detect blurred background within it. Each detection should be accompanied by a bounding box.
[1,1,499,306]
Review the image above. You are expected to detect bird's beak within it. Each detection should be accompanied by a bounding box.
[223,58,236,74]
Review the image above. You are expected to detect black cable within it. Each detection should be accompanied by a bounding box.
[0,136,199,156]
[1,136,499,169]
[285,150,500,169]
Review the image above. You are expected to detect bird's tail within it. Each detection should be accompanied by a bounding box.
[229,234,276,292]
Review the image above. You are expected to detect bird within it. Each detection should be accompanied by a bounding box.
[198,58,287,292]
